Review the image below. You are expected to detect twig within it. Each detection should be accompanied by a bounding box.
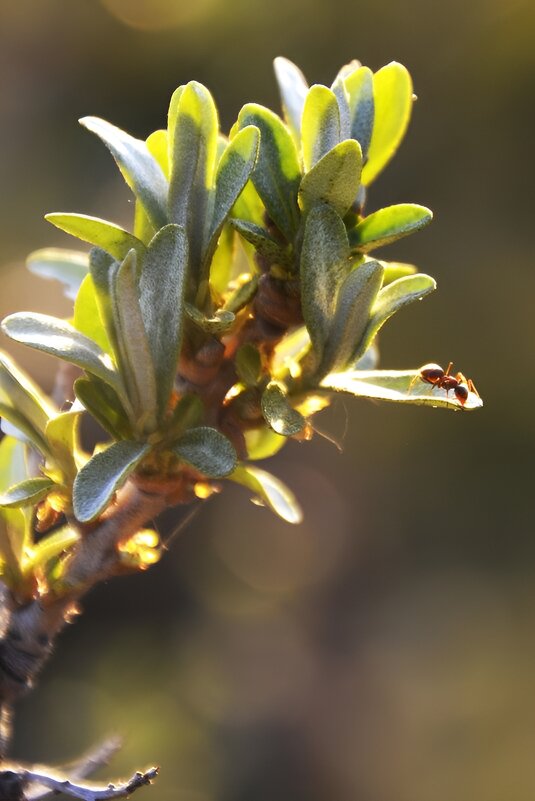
[21,767,158,800]
[26,736,123,801]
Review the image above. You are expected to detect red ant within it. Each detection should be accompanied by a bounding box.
[410,361,479,406]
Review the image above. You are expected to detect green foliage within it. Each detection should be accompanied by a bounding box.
[0,435,80,597]
[0,56,483,596]
[172,427,237,478]
[73,440,151,522]
[26,248,88,300]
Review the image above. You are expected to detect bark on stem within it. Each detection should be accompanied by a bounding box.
[0,478,179,716]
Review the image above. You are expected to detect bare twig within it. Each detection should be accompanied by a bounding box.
[21,767,158,801]
[26,736,123,801]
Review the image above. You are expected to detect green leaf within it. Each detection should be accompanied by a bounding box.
[46,213,145,262]
[45,411,82,483]
[330,77,351,140]
[0,351,56,435]
[261,382,305,436]
[111,250,157,429]
[300,204,349,363]
[74,376,133,440]
[167,85,185,167]
[357,274,437,359]
[73,440,151,522]
[26,248,88,300]
[1,312,124,401]
[230,219,290,267]
[243,427,286,460]
[362,63,413,186]
[229,464,303,524]
[0,437,29,493]
[222,275,259,314]
[301,85,341,172]
[237,104,301,241]
[235,343,262,387]
[146,129,169,177]
[378,260,417,284]
[344,66,374,157]
[204,126,260,268]
[321,369,483,411]
[0,439,33,572]
[88,247,121,358]
[80,116,168,229]
[349,204,433,253]
[273,56,308,143]
[0,477,55,508]
[299,139,362,217]
[134,199,156,245]
[0,507,28,577]
[185,304,235,334]
[319,260,384,377]
[172,426,237,478]
[27,525,80,571]
[168,81,219,269]
[230,174,265,227]
[271,326,310,379]
[0,402,50,456]
[209,224,237,298]
[139,225,189,416]
[163,393,203,440]
[74,274,112,355]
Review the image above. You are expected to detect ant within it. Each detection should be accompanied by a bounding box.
[410,361,479,406]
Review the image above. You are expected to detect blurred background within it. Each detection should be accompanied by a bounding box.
[1,1,534,799]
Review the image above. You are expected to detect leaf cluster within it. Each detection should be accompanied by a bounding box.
[0,57,482,596]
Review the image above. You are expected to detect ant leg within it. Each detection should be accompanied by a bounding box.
[408,374,420,392]
[444,361,453,377]
[467,378,480,397]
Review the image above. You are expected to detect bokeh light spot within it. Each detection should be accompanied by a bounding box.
[99,0,215,31]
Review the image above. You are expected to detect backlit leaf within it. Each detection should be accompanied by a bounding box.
[261,382,305,436]
[299,139,362,217]
[205,126,260,268]
[80,116,168,229]
[362,62,413,185]
[0,351,56,435]
[321,369,483,411]
[0,477,54,508]
[26,248,88,300]
[344,66,374,157]
[74,376,133,440]
[46,213,144,262]
[73,440,151,522]
[300,204,349,362]
[230,464,303,524]
[172,426,237,478]
[111,250,157,429]
[139,225,188,416]
[237,104,301,241]
[74,274,112,354]
[319,260,383,376]
[168,81,219,269]
[273,56,309,143]
[1,312,124,401]
[349,204,432,252]
[301,85,341,172]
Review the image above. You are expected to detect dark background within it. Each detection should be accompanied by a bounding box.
[1,1,534,799]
